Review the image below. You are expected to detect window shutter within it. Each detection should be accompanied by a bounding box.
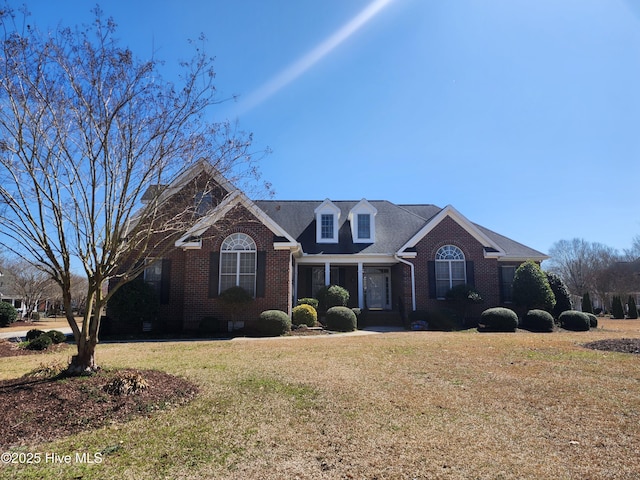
[498,265,504,303]
[160,259,171,304]
[209,252,220,298]
[466,261,475,287]
[428,261,436,299]
[256,251,267,298]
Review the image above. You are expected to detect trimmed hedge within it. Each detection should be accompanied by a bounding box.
[325,306,357,332]
[522,309,554,332]
[316,285,349,312]
[559,311,590,331]
[255,310,291,337]
[292,304,317,327]
[585,313,598,329]
[296,298,319,310]
[479,307,518,332]
[199,316,222,335]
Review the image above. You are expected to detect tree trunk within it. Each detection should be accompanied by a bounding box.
[68,342,97,375]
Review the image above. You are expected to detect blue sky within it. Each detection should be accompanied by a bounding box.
[13,0,640,255]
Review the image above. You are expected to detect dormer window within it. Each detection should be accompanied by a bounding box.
[349,199,377,243]
[357,214,370,239]
[315,199,340,243]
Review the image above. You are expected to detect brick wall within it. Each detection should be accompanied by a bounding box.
[405,215,502,313]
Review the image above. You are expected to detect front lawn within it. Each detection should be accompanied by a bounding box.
[1,319,639,479]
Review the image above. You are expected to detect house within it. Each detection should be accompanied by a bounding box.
[0,267,27,318]
[114,161,548,333]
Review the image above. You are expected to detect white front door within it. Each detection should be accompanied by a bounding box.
[364,268,391,309]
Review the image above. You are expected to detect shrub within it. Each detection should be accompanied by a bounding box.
[30,311,40,321]
[44,330,67,344]
[255,310,291,337]
[611,295,625,319]
[292,304,317,327]
[522,309,554,332]
[512,261,555,312]
[26,329,45,341]
[628,296,638,320]
[296,298,319,310]
[316,285,349,312]
[199,316,222,335]
[559,311,590,331]
[479,307,518,332]
[219,286,253,305]
[581,292,594,314]
[586,313,598,329]
[325,306,357,332]
[104,370,149,396]
[0,302,19,327]
[546,272,572,318]
[26,334,53,351]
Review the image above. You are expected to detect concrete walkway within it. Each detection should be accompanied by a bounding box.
[1,326,405,342]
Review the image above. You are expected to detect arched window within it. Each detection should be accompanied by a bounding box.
[435,245,466,298]
[219,233,257,296]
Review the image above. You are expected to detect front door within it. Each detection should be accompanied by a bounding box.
[364,268,391,309]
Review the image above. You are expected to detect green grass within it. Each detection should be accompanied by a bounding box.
[2,319,640,479]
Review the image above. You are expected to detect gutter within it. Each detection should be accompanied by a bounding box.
[394,254,416,312]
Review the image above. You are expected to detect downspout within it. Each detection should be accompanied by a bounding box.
[394,254,416,312]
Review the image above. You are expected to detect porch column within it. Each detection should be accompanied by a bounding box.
[357,262,364,309]
[324,262,331,286]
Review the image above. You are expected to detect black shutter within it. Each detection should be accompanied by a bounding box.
[160,259,171,304]
[305,267,313,298]
[428,261,436,299]
[498,265,504,303]
[256,251,267,297]
[209,252,220,298]
[466,261,475,287]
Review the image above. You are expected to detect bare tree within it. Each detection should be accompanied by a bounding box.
[0,6,267,373]
[546,239,595,296]
[1,258,57,318]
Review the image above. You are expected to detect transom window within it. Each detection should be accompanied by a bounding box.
[321,214,334,239]
[435,245,466,298]
[219,233,256,296]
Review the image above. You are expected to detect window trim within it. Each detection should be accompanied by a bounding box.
[219,233,257,296]
[434,245,466,299]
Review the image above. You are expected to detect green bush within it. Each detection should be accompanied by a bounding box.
[546,272,572,318]
[512,261,555,312]
[44,330,67,344]
[26,329,45,341]
[325,306,357,332]
[292,304,317,327]
[581,292,594,315]
[628,296,638,320]
[611,295,625,319]
[255,310,291,337]
[296,298,319,310]
[219,286,253,305]
[559,311,590,331]
[0,302,19,327]
[585,313,598,329]
[30,311,40,321]
[479,307,518,332]
[26,334,53,351]
[107,278,159,332]
[199,316,222,335]
[522,309,554,332]
[316,285,349,312]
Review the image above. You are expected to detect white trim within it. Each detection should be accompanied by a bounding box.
[348,199,378,243]
[314,199,340,243]
[175,190,297,249]
[398,205,506,257]
[296,253,398,265]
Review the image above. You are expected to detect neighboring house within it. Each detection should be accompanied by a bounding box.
[112,161,548,332]
[0,268,27,318]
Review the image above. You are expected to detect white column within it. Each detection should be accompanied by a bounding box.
[324,262,331,286]
[358,262,364,309]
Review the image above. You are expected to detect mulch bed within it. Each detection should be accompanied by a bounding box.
[583,338,640,354]
[0,362,198,449]
[0,339,70,357]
